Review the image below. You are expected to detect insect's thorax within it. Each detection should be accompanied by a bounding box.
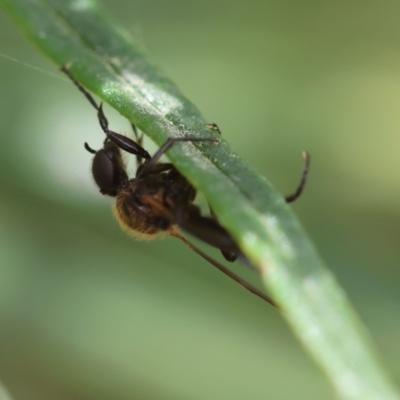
[113,168,195,238]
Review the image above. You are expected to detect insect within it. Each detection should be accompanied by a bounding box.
[61,66,310,308]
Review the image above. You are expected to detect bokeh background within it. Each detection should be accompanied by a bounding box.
[1,1,400,399]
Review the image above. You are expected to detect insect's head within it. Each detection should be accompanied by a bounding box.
[84,139,128,196]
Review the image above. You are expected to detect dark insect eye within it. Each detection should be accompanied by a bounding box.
[91,149,123,196]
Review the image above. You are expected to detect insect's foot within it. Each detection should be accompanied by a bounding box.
[206,123,221,134]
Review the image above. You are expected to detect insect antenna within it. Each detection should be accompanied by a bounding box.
[84,142,97,154]
[170,230,279,309]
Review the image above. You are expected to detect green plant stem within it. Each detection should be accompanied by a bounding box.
[1,0,399,399]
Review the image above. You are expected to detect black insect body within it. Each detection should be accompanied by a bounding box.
[61,66,309,308]
[86,106,240,256]
[116,167,194,237]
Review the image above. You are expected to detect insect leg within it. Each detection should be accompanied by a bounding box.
[170,229,278,309]
[135,162,174,177]
[61,66,151,161]
[206,123,221,134]
[285,151,310,203]
[142,137,219,173]
[61,65,117,140]
[131,123,144,147]
[131,123,145,166]
[207,205,238,262]
[96,104,151,160]
[204,123,237,260]
[175,203,241,258]
[61,65,100,111]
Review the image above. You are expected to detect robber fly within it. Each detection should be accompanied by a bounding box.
[61,66,310,309]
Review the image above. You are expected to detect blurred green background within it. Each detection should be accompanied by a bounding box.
[1,0,400,399]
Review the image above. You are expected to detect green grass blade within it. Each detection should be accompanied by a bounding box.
[0,382,13,400]
[1,0,399,399]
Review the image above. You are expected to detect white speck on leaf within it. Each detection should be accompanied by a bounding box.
[262,214,294,259]
[71,0,93,11]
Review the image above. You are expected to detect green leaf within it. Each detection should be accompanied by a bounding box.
[0,382,13,400]
[1,0,399,399]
